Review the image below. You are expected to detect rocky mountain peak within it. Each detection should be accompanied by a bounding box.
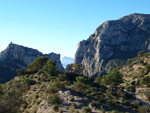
[75,13,150,76]
[0,43,64,71]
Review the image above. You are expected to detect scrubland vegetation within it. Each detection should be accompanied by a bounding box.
[1,52,150,113]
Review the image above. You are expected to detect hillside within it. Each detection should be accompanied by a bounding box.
[75,13,150,77]
[119,51,150,104]
[0,43,64,83]
[0,55,150,113]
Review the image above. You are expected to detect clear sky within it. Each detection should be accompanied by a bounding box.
[0,0,150,58]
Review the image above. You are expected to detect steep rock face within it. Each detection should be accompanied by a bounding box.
[0,42,64,71]
[75,13,150,76]
[0,43,64,83]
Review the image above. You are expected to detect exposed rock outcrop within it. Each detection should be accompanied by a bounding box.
[0,43,64,83]
[75,13,150,76]
[0,42,64,71]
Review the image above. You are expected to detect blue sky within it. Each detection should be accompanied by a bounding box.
[0,0,150,58]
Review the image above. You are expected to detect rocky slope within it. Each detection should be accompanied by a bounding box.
[2,51,150,113]
[0,42,64,83]
[75,13,150,76]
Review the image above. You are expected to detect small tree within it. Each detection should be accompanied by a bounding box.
[28,56,48,70]
[76,76,88,84]
[138,105,149,113]
[102,68,123,86]
[141,76,150,87]
[145,64,150,73]
[71,63,84,74]
[48,94,59,104]
[94,73,103,85]
[126,85,136,93]
[43,59,57,76]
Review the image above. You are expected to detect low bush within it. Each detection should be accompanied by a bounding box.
[58,109,63,113]
[46,84,58,94]
[52,104,59,112]
[90,100,99,107]
[71,82,87,94]
[126,85,136,93]
[71,102,77,109]
[47,94,60,104]
[138,105,149,113]
[17,68,38,76]
[141,76,150,87]
[82,106,91,113]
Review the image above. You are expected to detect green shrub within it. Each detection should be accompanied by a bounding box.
[43,60,57,76]
[75,76,88,84]
[94,74,103,85]
[90,100,99,107]
[71,102,77,109]
[111,110,119,113]
[17,69,27,76]
[17,68,38,76]
[58,109,63,113]
[71,82,87,94]
[138,51,145,57]
[82,106,91,113]
[52,104,59,112]
[58,74,67,81]
[106,99,116,107]
[70,109,79,113]
[71,63,84,74]
[145,64,150,70]
[126,85,136,93]
[138,105,149,113]
[46,80,64,94]
[0,88,23,113]
[28,56,48,70]
[100,106,105,113]
[47,94,60,104]
[141,76,150,87]
[31,105,38,113]
[53,79,64,90]
[102,68,123,86]
[47,84,58,94]
[22,77,36,87]
[131,100,140,108]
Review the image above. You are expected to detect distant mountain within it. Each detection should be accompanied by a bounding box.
[75,13,150,76]
[61,56,74,68]
[0,42,64,83]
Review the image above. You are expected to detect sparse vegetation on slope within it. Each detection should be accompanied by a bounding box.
[1,54,150,113]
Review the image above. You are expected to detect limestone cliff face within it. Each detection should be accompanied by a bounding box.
[75,13,150,76]
[0,43,64,71]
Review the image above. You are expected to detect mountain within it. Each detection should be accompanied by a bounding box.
[75,13,150,77]
[61,56,74,68]
[0,42,64,83]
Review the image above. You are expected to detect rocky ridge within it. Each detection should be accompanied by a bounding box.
[0,42,64,71]
[75,13,150,76]
[0,42,64,83]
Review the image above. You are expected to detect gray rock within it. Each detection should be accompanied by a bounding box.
[75,13,150,76]
[0,43,64,71]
